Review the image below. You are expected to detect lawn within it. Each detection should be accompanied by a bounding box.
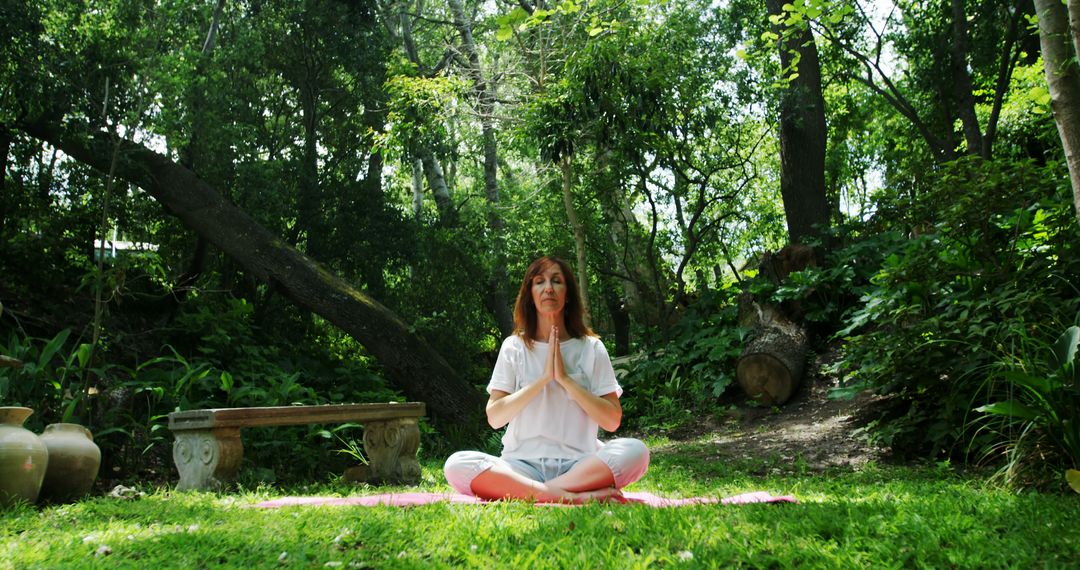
[2,440,1078,569]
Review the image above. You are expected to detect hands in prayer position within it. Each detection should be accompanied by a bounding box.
[541,325,570,387]
[484,325,621,432]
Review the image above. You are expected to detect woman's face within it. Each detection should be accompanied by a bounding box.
[530,262,568,317]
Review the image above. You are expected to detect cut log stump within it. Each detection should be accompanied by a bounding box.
[736,323,808,406]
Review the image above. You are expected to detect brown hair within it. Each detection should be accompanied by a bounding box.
[513,256,595,348]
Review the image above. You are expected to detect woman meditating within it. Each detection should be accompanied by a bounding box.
[444,256,650,502]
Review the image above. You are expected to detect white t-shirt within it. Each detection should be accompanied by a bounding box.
[488,334,622,460]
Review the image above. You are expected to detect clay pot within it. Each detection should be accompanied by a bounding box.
[0,407,49,508]
[38,423,101,503]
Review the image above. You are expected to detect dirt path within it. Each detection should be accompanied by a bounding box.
[711,375,881,471]
[657,353,885,472]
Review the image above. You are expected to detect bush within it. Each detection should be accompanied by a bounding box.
[618,287,747,433]
[0,291,408,485]
[830,157,1080,461]
[973,323,1080,490]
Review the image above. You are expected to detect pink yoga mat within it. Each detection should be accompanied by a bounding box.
[252,491,797,509]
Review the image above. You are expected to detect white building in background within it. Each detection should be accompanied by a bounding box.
[92,229,158,260]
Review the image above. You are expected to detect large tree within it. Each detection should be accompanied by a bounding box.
[766,0,831,245]
[13,118,486,425]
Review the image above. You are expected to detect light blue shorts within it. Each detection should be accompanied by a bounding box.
[443,437,650,495]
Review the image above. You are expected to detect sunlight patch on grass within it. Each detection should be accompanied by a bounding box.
[2,459,1078,568]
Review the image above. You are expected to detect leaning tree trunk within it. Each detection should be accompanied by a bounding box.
[1035,0,1080,226]
[16,119,486,426]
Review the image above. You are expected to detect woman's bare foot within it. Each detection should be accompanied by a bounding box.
[565,486,625,504]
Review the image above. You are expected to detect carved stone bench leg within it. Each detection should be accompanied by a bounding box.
[173,427,243,491]
[359,419,421,483]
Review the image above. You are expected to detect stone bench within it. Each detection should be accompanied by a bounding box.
[168,402,425,491]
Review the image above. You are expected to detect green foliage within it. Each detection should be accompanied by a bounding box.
[0,327,112,430]
[830,157,1080,461]
[376,68,468,159]
[619,288,747,431]
[973,323,1080,489]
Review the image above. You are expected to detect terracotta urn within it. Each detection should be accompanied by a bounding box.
[0,407,49,508]
[38,423,101,503]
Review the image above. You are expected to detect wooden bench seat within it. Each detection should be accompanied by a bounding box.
[168,402,425,491]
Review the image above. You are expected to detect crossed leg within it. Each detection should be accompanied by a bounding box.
[468,456,622,504]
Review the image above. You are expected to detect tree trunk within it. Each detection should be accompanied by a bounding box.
[415,144,454,225]
[560,157,590,324]
[951,0,985,157]
[16,119,486,426]
[596,152,667,329]
[0,126,10,236]
[603,287,630,357]
[1035,0,1080,226]
[173,0,227,308]
[202,0,226,53]
[982,0,1025,159]
[359,104,387,300]
[766,0,830,245]
[448,0,513,337]
[297,81,323,255]
[383,0,455,227]
[411,157,424,218]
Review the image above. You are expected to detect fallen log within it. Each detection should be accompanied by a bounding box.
[736,314,807,406]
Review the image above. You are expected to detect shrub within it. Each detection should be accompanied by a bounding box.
[830,157,1080,460]
[973,323,1080,490]
[618,287,747,433]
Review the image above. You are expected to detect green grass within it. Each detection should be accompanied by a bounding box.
[2,441,1078,569]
